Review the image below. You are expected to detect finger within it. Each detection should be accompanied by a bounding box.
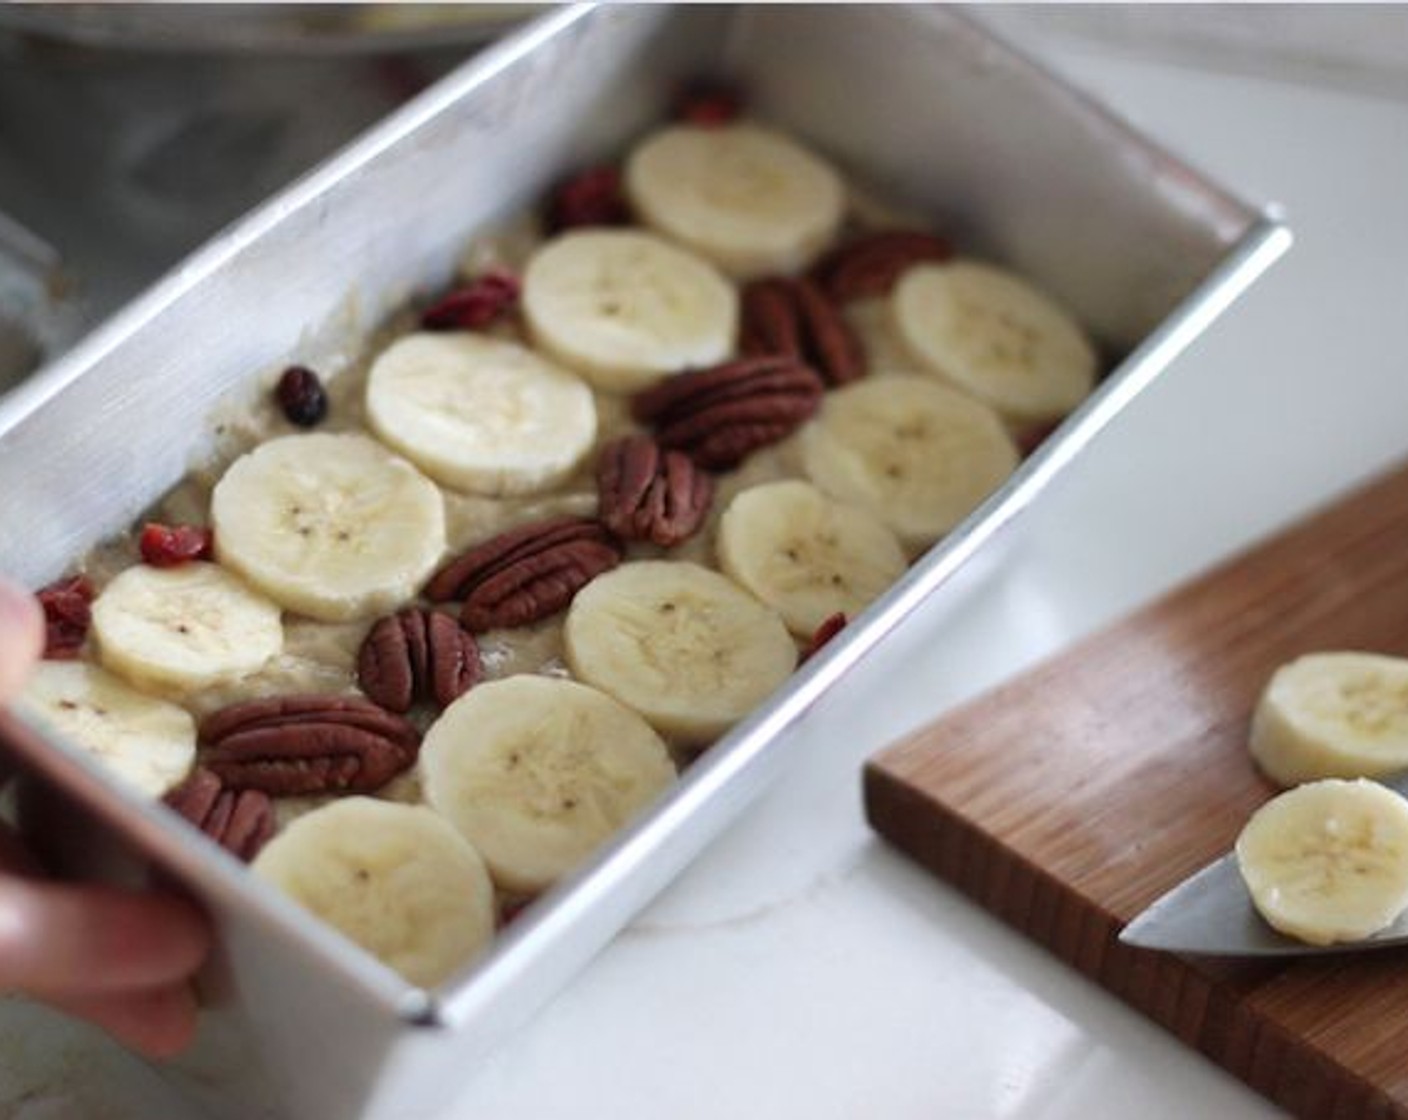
[0,878,210,997]
[0,578,42,703]
[44,981,200,1060]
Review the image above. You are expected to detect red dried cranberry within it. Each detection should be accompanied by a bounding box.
[276,365,328,428]
[36,574,94,660]
[499,896,536,929]
[547,166,631,233]
[800,612,847,665]
[1016,420,1062,458]
[675,82,742,127]
[140,524,214,568]
[421,270,521,331]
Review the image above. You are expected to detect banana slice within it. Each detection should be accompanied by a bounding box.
[420,675,675,894]
[366,332,596,496]
[92,563,283,692]
[892,260,1097,426]
[1250,652,1408,786]
[625,123,845,280]
[252,797,495,988]
[1236,778,1408,946]
[522,229,738,393]
[716,479,906,637]
[799,376,1018,549]
[563,560,796,745]
[16,662,195,798]
[211,433,446,623]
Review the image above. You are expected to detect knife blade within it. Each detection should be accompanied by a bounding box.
[1120,775,1408,957]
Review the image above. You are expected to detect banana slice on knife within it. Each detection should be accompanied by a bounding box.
[717,479,907,637]
[211,433,446,623]
[92,563,283,692]
[1250,652,1408,786]
[1236,778,1408,946]
[252,797,495,988]
[563,560,796,745]
[800,376,1018,550]
[892,260,1097,427]
[17,661,195,798]
[420,675,676,895]
[366,332,596,496]
[625,123,845,280]
[522,229,737,393]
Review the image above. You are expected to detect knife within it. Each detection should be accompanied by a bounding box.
[1120,775,1408,958]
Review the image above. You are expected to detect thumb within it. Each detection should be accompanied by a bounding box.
[0,579,42,704]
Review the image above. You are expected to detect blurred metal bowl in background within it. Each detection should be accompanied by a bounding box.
[0,4,537,389]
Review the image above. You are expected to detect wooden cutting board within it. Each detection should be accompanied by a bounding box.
[864,460,1408,1120]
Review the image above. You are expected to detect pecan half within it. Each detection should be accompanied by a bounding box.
[632,356,824,470]
[597,435,714,548]
[741,277,864,387]
[199,695,420,796]
[425,517,623,632]
[812,231,953,303]
[357,608,482,713]
[164,766,275,861]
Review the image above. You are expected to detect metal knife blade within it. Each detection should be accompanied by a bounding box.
[1120,779,1408,957]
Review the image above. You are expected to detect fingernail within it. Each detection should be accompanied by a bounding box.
[0,579,36,632]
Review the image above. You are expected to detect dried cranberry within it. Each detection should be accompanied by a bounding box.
[421,270,521,331]
[675,82,742,127]
[36,574,94,660]
[546,166,631,233]
[800,612,847,665]
[499,895,536,929]
[140,523,214,568]
[276,365,328,428]
[1017,420,1062,458]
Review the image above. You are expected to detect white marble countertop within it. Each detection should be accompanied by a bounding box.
[6,22,1408,1120]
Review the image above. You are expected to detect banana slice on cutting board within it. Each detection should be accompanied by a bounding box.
[1250,652,1408,786]
[366,332,596,497]
[563,560,796,745]
[92,563,283,692]
[800,376,1018,550]
[420,675,676,895]
[892,260,1097,427]
[211,433,446,623]
[521,229,737,393]
[252,797,495,988]
[717,479,907,637]
[625,123,845,280]
[1236,778,1408,946]
[17,662,195,798]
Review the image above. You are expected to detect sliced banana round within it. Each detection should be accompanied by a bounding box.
[625,123,845,280]
[252,797,495,989]
[1250,652,1408,786]
[892,260,1097,426]
[366,332,596,497]
[211,433,446,623]
[522,229,738,393]
[563,560,796,745]
[800,376,1018,550]
[16,662,195,798]
[717,479,906,638]
[1236,778,1408,946]
[420,675,675,895]
[92,563,282,692]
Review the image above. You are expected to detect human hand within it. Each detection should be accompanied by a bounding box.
[0,577,211,1058]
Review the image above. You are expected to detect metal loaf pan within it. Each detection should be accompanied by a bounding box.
[0,6,1288,1119]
